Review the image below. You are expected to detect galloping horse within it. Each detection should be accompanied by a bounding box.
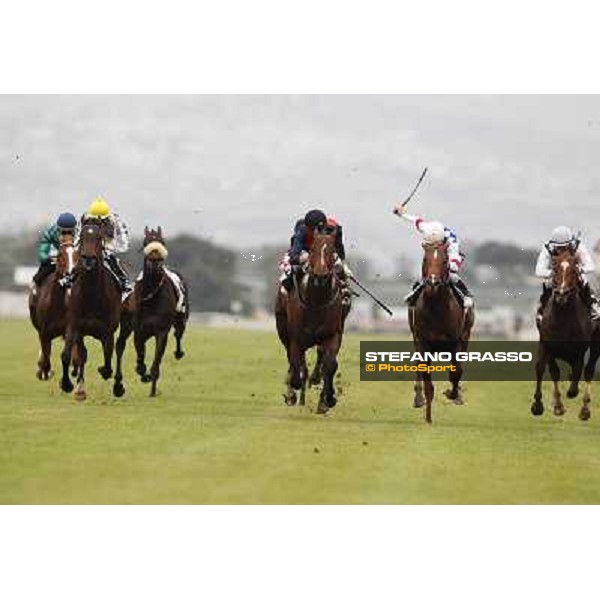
[275,228,348,414]
[115,227,189,397]
[29,232,78,380]
[409,241,474,423]
[531,247,600,420]
[59,219,125,400]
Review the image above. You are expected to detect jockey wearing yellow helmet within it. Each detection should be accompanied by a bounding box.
[76,196,133,298]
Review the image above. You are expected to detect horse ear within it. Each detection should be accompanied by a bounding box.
[144,226,149,235]
[157,226,163,238]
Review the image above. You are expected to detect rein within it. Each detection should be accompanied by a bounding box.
[141,267,167,304]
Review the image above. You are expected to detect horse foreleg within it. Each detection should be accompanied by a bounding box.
[284,342,303,406]
[299,355,308,406]
[98,335,114,380]
[548,358,564,416]
[413,372,425,408]
[74,337,88,402]
[113,318,132,398]
[317,336,340,415]
[149,331,169,397]
[531,344,547,416]
[37,332,52,380]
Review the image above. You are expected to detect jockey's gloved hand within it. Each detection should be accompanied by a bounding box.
[343,264,354,278]
[393,204,407,216]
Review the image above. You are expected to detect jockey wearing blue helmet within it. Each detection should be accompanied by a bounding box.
[32,212,77,287]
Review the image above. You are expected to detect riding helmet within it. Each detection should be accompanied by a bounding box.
[87,196,111,218]
[56,212,77,230]
[304,209,327,229]
[550,226,574,246]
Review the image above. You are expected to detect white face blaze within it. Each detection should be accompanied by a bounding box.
[321,242,327,266]
[65,246,75,274]
[560,260,569,292]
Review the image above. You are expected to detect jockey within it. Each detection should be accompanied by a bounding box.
[279,209,352,302]
[140,238,188,314]
[76,197,133,298]
[32,212,78,287]
[535,225,600,321]
[393,204,474,309]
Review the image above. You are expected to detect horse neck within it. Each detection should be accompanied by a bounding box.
[546,290,588,334]
[143,262,164,291]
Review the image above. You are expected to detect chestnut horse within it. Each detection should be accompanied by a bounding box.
[531,247,600,420]
[59,219,125,400]
[409,241,474,423]
[275,229,347,414]
[114,227,189,397]
[29,232,78,380]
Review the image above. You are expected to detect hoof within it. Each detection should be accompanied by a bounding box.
[531,401,544,416]
[283,392,297,406]
[136,365,147,377]
[61,379,74,393]
[74,389,86,402]
[174,350,185,360]
[579,406,591,421]
[113,382,125,398]
[316,400,330,414]
[553,404,566,417]
[327,394,337,408]
[414,396,425,408]
[98,366,113,380]
[567,388,579,399]
[141,374,152,384]
[308,376,321,388]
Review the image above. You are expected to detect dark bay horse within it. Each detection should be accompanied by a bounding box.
[409,241,475,423]
[29,233,78,380]
[531,248,600,420]
[59,220,124,400]
[115,227,189,397]
[275,229,347,414]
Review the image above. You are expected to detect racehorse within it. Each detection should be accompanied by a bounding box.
[275,228,347,414]
[409,241,475,423]
[531,247,600,420]
[29,232,79,380]
[114,227,189,397]
[59,219,125,400]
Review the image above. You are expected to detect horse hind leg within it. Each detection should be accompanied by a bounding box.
[173,316,186,360]
[423,372,434,424]
[149,331,169,398]
[444,357,464,405]
[299,356,308,406]
[531,344,547,416]
[283,366,297,406]
[309,347,323,387]
[580,344,600,421]
[317,339,340,415]
[74,341,88,402]
[567,358,584,399]
[549,358,565,416]
[98,335,114,380]
[413,373,425,408]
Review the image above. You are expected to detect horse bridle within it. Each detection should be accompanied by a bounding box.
[422,242,450,285]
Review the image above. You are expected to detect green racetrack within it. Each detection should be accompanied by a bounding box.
[2,319,600,504]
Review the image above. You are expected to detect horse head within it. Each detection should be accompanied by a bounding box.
[421,241,450,295]
[551,247,580,306]
[142,226,168,277]
[308,229,337,287]
[56,231,78,278]
[79,220,103,272]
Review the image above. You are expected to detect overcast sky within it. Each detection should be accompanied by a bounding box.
[1,95,599,273]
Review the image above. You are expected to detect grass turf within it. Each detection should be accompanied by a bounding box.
[1,319,600,504]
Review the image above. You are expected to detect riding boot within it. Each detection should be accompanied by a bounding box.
[537,282,552,322]
[106,254,133,298]
[404,280,425,305]
[33,262,56,287]
[581,282,600,321]
[450,274,474,309]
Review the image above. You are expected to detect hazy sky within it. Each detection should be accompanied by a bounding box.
[1,95,599,272]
